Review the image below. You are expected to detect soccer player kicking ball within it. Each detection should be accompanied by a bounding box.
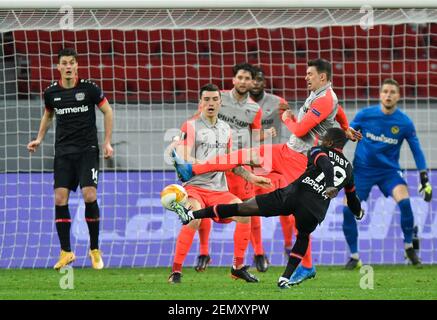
[168,128,364,288]
[27,48,113,270]
[172,59,361,285]
[342,79,432,269]
[167,83,272,284]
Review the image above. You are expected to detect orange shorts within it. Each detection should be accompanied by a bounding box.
[225,165,255,201]
[258,143,307,184]
[184,185,239,224]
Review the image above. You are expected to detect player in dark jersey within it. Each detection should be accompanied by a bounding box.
[167,128,364,288]
[27,48,113,270]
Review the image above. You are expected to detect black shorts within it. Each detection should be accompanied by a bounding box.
[54,149,99,191]
[255,183,319,234]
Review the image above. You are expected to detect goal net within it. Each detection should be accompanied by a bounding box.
[1,5,437,268]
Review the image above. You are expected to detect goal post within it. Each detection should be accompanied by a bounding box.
[1,3,437,268]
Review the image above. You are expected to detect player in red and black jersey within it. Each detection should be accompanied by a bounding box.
[27,48,113,270]
[168,128,364,288]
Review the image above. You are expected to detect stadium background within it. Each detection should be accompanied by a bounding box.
[1,7,436,268]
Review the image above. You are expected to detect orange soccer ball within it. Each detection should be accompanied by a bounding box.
[160,184,188,209]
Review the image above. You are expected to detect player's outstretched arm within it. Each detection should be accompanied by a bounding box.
[99,101,113,159]
[27,109,54,153]
[344,184,364,220]
[232,166,273,189]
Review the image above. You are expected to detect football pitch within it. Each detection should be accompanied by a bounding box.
[0,265,436,300]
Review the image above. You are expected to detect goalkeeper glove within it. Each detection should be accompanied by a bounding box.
[355,209,365,221]
[419,171,432,202]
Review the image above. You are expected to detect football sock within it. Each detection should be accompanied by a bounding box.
[198,218,211,256]
[282,232,310,278]
[280,215,294,248]
[172,225,196,272]
[85,200,100,250]
[233,222,251,269]
[351,253,360,260]
[291,216,312,268]
[301,236,313,268]
[193,203,239,220]
[342,206,359,254]
[55,205,71,252]
[398,198,414,244]
[250,216,264,255]
[404,243,414,250]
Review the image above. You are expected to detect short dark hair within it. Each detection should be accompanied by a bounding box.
[232,63,255,78]
[199,83,221,99]
[380,78,400,93]
[308,59,332,81]
[324,127,347,149]
[58,48,78,61]
[252,66,265,80]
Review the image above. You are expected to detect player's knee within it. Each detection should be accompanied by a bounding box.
[54,192,68,206]
[82,188,97,203]
[296,232,310,242]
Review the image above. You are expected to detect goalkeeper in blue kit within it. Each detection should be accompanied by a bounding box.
[342,79,432,269]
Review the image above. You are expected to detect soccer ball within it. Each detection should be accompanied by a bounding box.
[160,184,188,209]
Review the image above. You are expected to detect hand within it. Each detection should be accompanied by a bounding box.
[278,102,290,111]
[265,127,277,138]
[27,139,41,153]
[103,142,113,159]
[345,127,363,142]
[249,175,273,189]
[355,209,365,220]
[282,110,294,122]
[325,186,338,199]
[419,171,432,202]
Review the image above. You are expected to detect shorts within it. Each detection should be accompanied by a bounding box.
[184,185,239,224]
[258,143,307,184]
[353,166,407,201]
[225,166,255,201]
[255,183,318,234]
[253,171,288,196]
[54,149,99,191]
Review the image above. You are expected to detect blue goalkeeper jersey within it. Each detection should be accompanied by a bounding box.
[350,105,427,172]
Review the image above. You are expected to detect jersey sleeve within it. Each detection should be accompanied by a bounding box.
[43,90,53,112]
[179,121,195,148]
[250,107,263,130]
[89,82,107,108]
[283,94,334,137]
[335,104,349,130]
[278,97,289,118]
[308,147,328,166]
[405,119,427,171]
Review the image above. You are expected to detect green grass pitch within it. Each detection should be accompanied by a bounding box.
[0,265,436,300]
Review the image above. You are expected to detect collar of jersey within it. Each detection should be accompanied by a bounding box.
[230,88,249,106]
[313,82,332,96]
[200,112,218,128]
[58,77,79,89]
